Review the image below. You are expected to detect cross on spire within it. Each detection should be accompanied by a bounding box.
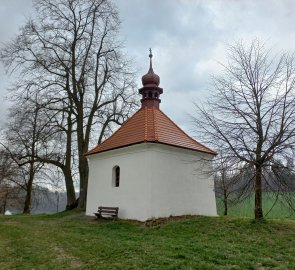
[149,48,153,58]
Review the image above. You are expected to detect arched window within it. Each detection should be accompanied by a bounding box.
[148,91,153,98]
[112,166,120,187]
[154,92,158,98]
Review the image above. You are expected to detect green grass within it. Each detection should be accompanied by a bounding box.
[217,192,295,220]
[0,211,295,269]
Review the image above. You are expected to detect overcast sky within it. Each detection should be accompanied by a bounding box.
[1,0,295,135]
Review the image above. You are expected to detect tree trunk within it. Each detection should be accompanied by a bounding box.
[223,192,228,216]
[64,109,76,210]
[76,104,89,210]
[3,190,8,214]
[23,162,34,214]
[254,164,263,220]
[64,166,76,210]
[77,155,89,210]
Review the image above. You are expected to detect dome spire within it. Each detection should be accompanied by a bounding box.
[149,48,153,70]
[139,49,163,109]
[141,48,160,87]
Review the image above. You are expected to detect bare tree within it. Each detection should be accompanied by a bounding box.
[1,98,68,213]
[213,151,241,216]
[0,183,24,214]
[34,96,78,210]
[0,149,22,213]
[3,96,52,213]
[194,40,295,220]
[1,0,137,209]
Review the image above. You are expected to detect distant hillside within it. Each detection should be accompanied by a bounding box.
[2,186,71,214]
[31,190,68,214]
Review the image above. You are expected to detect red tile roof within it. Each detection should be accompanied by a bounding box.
[85,107,217,156]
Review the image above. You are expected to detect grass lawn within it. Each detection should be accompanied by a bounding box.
[0,211,294,269]
[216,193,295,220]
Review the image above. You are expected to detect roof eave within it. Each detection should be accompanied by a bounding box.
[84,141,217,157]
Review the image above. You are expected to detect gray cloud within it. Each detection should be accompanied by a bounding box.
[0,0,33,127]
[0,0,33,40]
[1,0,295,134]
[117,0,295,130]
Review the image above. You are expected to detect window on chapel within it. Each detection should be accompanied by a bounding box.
[112,166,120,187]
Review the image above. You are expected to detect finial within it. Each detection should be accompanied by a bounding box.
[149,48,153,69]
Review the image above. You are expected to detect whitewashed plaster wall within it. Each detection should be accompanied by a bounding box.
[86,143,217,221]
[148,144,217,219]
[86,144,152,221]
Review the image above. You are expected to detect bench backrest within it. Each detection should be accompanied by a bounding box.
[98,206,119,214]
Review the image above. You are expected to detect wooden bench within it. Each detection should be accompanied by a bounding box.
[94,206,119,219]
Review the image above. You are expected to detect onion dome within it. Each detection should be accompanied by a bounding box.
[141,49,160,86]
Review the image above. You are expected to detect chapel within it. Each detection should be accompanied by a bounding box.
[85,50,217,221]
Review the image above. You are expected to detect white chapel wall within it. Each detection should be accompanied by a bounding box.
[148,144,217,218]
[86,144,153,221]
[86,143,217,221]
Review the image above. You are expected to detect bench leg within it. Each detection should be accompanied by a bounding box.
[94,213,101,218]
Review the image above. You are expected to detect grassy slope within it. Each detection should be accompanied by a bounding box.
[0,211,294,270]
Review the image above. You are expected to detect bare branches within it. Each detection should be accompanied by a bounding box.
[194,40,295,220]
[0,0,138,211]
